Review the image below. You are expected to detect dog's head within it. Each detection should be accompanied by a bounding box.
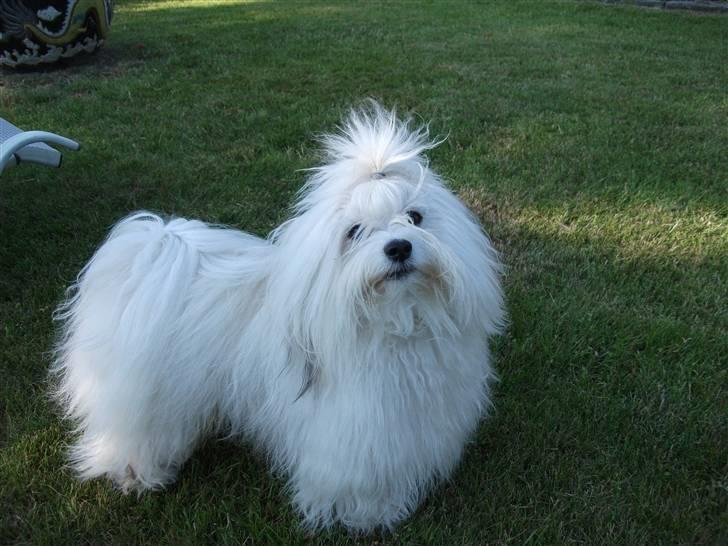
[270,103,504,347]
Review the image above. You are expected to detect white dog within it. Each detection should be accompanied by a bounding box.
[52,103,505,532]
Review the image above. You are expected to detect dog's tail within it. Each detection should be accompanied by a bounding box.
[297,101,445,212]
[54,212,201,374]
[51,212,267,488]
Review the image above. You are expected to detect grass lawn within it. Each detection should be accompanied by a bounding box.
[1,0,726,543]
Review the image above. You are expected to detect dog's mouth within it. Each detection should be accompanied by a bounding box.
[370,264,419,293]
[385,264,415,281]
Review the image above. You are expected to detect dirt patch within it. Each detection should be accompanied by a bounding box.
[0,45,146,89]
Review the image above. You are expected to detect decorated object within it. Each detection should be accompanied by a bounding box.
[0,0,113,67]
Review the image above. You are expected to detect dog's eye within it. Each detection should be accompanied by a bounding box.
[346,224,361,240]
[406,210,423,226]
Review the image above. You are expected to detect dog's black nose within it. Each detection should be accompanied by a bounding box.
[384,239,412,262]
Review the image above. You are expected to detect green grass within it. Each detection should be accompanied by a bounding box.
[1,0,726,543]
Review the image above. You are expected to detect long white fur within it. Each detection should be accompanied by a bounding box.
[52,103,505,532]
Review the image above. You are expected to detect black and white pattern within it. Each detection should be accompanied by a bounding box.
[0,0,113,67]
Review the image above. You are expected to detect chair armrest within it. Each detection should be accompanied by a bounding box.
[0,130,81,174]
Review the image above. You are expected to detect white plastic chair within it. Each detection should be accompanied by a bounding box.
[0,118,80,175]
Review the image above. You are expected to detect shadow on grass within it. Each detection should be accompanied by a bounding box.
[5,186,723,543]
